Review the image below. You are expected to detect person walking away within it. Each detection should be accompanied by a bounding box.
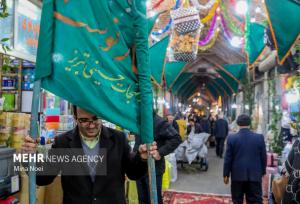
[135,113,181,204]
[200,115,210,134]
[223,114,267,204]
[214,113,229,158]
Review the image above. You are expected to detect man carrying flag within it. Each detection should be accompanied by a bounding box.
[27,0,157,203]
[23,106,159,204]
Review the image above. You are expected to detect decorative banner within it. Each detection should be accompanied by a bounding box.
[265,0,300,64]
[190,0,216,10]
[198,30,220,51]
[36,0,154,142]
[165,61,187,89]
[219,64,247,93]
[220,0,244,36]
[149,0,165,10]
[151,0,181,36]
[246,23,267,66]
[201,0,219,24]
[198,12,218,46]
[149,36,170,85]
[244,0,251,57]
[220,13,232,39]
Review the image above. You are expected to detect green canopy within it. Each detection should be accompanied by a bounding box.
[170,64,246,101]
[218,64,246,93]
[165,62,187,89]
[206,83,218,99]
[177,79,196,97]
[36,0,153,142]
[246,23,267,66]
[149,36,169,85]
[172,73,192,93]
[265,0,300,64]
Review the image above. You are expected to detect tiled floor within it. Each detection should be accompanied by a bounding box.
[169,147,231,195]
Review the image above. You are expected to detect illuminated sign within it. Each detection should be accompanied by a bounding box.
[14,0,41,56]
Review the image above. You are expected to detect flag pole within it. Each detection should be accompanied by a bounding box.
[29,79,41,204]
[147,144,158,204]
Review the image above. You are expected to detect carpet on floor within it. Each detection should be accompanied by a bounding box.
[163,190,268,204]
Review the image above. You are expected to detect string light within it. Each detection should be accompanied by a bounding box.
[255,7,262,13]
[151,0,181,36]
[230,36,242,47]
[235,1,248,16]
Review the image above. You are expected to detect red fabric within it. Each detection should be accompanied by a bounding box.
[0,196,16,204]
[45,115,60,122]
[267,153,278,167]
[163,190,268,204]
[281,94,288,110]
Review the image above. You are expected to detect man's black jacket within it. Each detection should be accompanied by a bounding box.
[36,126,147,204]
[134,114,182,175]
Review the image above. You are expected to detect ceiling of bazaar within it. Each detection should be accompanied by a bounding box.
[147,0,268,103]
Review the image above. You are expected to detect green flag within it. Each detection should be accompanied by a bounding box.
[265,0,300,64]
[246,23,267,66]
[165,62,187,90]
[149,36,170,85]
[36,0,153,142]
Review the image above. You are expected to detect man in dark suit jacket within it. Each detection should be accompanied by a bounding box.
[214,114,229,158]
[223,114,267,204]
[22,106,159,204]
[135,113,181,204]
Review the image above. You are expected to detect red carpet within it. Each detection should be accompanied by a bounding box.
[163,190,268,204]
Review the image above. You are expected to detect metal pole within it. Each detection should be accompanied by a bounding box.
[147,144,158,204]
[29,80,41,204]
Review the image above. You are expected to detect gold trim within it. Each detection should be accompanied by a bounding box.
[54,12,107,35]
[113,49,130,61]
[100,32,121,52]
[264,1,300,65]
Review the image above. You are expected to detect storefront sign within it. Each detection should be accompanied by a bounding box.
[14,0,41,56]
[0,0,14,47]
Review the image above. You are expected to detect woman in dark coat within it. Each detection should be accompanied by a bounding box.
[283,139,300,203]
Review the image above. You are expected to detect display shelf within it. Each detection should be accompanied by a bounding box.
[2,73,18,77]
[0,53,22,112]
[1,90,18,93]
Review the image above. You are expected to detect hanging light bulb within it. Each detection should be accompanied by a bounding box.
[146,1,151,8]
[235,1,248,16]
[255,7,262,13]
[230,36,242,47]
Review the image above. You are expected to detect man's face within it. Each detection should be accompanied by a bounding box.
[74,108,102,138]
[167,115,174,123]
